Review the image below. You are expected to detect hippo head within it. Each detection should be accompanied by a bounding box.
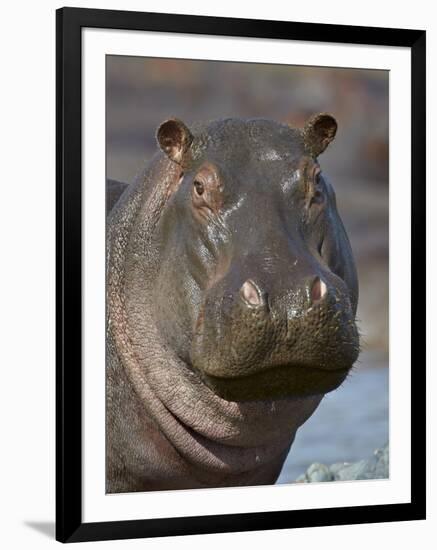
[153,115,359,402]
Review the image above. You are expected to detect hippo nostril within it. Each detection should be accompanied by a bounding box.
[311,277,327,303]
[240,279,262,307]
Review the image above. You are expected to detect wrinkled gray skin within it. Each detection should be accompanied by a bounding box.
[106,114,359,493]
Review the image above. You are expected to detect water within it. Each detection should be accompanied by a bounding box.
[277,353,389,483]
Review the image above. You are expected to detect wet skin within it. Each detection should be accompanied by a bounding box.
[106,114,359,492]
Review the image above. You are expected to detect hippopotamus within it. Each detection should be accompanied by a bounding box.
[106,113,359,493]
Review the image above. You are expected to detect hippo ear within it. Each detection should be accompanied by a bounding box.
[302,113,338,158]
[156,118,194,165]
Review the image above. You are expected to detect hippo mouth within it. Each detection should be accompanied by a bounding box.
[194,360,351,402]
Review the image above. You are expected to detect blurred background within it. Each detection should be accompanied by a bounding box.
[106,56,389,481]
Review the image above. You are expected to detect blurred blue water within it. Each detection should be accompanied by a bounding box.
[277,352,389,483]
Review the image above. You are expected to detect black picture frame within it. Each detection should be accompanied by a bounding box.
[56,6,426,543]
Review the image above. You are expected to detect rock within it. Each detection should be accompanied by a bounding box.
[329,462,350,476]
[307,463,334,482]
[295,474,307,483]
[334,459,375,481]
[294,443,389,483]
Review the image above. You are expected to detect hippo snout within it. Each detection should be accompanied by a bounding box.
[239,276,328,309]
[191,269,359,401]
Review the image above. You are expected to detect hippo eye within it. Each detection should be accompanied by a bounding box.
[193,180,204,196]
[191,165,223,216]
[310,172,325,206]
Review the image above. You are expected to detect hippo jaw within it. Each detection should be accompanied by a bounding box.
[197,363,351,403]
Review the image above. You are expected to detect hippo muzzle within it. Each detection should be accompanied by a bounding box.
[191,248,359,401]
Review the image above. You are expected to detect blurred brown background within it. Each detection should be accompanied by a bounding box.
[106,56,389,474]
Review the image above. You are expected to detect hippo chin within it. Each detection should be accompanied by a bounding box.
[106,114,359,493]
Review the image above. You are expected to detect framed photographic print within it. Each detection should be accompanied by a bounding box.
[56,7,426,543]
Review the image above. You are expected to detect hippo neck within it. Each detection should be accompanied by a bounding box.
[107,155,322,478]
